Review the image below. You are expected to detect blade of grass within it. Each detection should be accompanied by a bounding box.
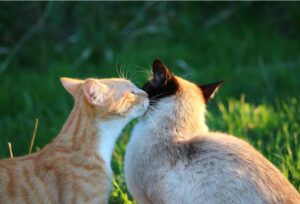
[29,118,39,154]
[8,142,13,158]
[113,178,135,204]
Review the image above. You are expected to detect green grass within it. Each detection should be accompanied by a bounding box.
[0,2,300,203]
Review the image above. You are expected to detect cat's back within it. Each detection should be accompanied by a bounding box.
[161,132,300,204]
[0,153,46,204]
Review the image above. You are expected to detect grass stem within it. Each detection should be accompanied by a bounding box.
[8,142,13,158]
[29,118,39,154]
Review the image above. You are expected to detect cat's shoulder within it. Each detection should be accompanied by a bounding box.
[186,132,258,158]
[189,131,252,146]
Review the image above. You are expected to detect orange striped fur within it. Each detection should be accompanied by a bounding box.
[0,77,149,204]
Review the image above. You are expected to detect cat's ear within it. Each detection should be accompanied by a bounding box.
[198,81,224,103]
[82,79,110,106]
[152,59,172,87]
[60,77,83,96]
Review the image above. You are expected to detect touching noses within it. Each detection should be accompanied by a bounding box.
[136,90,149,108]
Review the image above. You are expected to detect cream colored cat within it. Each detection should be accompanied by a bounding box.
[0,77,148,204]
[124,59,300,204]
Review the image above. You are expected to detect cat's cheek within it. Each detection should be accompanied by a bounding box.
[112,102,131,116]
[131,101,149,118]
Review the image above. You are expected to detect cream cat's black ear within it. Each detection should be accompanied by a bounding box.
[152,59,172,87]
[198,81,224,103]
[60,77,83,96]
[82,79,110,106]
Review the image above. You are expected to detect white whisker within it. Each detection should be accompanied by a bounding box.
[147,105,171,118]
[146,112,159,131]
[149,91,169,99]
[136,66,153,80]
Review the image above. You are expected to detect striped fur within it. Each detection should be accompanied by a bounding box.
[0,77,149,204]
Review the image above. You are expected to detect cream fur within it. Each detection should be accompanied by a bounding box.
[97,97,149,176]
[0,77,149,204]
[97,118,130,176]
[124,76,300,204]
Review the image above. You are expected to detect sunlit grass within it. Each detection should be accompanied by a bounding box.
[108,97,300,203]
[1,96,299,203]
[207,97,300,190]
[1,2,300,203]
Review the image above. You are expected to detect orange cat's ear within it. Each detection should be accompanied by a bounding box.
[198,80,224,103]
[60,77,83,96]
[82,79,110,106]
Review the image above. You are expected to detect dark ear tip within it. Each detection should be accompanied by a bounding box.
[197,80,224,89]
[153,58,162,64]
[153,59,164,69]
[218,80,225,86]
[198,80,224,103]
[152,58,167,73]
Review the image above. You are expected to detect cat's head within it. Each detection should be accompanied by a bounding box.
[143,59,223,105]
[142,59,223,131]
[61,77,149,120]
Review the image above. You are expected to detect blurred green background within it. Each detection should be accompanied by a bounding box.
[0,2,299,203]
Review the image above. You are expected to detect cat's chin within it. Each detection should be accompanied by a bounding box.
[132,107,148,118]
[130,101,149,119]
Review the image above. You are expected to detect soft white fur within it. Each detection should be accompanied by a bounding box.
[125,78,300,204]
[97,118,131,175]
[97,97,149,176]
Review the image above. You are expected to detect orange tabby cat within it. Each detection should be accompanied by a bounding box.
[0,77,149,204]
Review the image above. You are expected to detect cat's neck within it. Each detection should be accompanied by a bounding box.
[55,103,96,150]
[144,101,208,141]
[53,101,128,173]
[95,117,129,173]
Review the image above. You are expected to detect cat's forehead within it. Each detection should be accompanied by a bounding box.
[143,75,203,102]
[176,77,198,89]
[98,78,136,89]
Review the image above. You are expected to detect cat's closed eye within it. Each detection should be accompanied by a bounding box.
[130,90,137,95]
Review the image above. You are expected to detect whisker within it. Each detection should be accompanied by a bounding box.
[147,106,171,118]
[134,81,144,87]
[135,70,152,80]
[146,112,159,131]
[149,91,169,99]
[120,64,125,79]
[124,62,133,80]
[116,62,121,78]
[124,66,130,79]
[129,72,140,83]
[135,66,153,80]
[115,57,125,79]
